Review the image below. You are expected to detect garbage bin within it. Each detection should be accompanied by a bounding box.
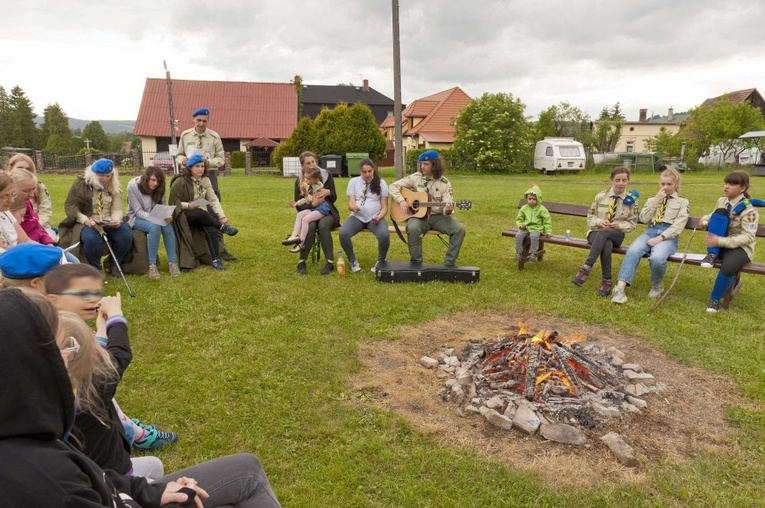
[345,152,369,177]
[320,154,343,177]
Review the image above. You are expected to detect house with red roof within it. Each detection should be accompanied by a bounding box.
[380,86,472,161]
[133,78,297,166]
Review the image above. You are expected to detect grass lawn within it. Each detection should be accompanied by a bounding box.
[40,168,765,507]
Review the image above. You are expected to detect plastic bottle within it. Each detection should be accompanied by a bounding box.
[565,230,571,241]
[336,251,346,275]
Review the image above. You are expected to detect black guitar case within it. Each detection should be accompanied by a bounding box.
[375,261,480,284]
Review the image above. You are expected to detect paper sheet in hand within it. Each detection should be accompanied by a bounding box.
[187,148,204,158]
[146,205,176,226]
[190,199,210,207]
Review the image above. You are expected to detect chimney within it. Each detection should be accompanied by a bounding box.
[362,79,369,92]
[639,109,647,122]
[668,107,674,122]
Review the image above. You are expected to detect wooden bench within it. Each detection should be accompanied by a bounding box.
[502,200,765,308]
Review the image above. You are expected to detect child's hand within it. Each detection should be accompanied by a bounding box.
[519,223,527,230]
[289,201,297,208]
[705,234,719,247]
[99,293,123,319]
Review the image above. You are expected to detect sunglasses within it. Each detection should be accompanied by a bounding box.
[54,290,106,300]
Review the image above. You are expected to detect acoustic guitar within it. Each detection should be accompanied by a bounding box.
[390,188,472,222]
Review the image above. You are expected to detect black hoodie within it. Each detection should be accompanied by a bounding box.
[0,289,168,507]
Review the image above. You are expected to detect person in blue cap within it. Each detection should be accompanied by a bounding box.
[175,107,225,202]
[389,150,466,267]
[58,159,133,276]
[0,242,64,291]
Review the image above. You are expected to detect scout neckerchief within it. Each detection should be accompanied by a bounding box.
[652,196,668,225]
[359,180,369,206]
[196,131,204,151]
[194,179,204,200]
[607,195,618,221]
[97,189,103,218]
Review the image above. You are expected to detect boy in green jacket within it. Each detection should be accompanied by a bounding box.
[515,185,552,261]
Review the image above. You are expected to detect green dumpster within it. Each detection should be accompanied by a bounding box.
[345,152,369,177]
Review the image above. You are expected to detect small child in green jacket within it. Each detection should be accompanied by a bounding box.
[515,184,552,262]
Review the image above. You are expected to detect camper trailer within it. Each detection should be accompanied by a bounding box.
[534,137,586,174]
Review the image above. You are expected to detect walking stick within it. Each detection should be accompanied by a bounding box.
[650,228,697,312]
[95,224,136,298]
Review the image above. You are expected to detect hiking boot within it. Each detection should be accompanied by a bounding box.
[148,264,160,280]
[320,262,334,275]
[282,235,300,246]
[350,260,361,273]
[132,420,179,451]
[168,262,180,277]
[289,243,303,253]
[611,286,627,304]
[700,253,717,268]
[571,265,591,286]
[220,224,238,236]
[596,278,613,297]
[297,261,307,275]
[212,258,226,271]
[706,299,721,313]
[647,282,664,298]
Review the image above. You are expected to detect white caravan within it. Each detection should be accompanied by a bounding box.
[533,137,586,174]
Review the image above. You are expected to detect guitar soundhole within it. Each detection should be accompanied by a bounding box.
[410,200,420,211]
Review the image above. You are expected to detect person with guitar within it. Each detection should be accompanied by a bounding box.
[389,150,466,267]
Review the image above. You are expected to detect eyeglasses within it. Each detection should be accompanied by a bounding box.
[54,290,106,300]
[60,336,80,361]
[0,190,18,202]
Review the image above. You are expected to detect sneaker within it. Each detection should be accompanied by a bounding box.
[148,264,160,280]
[220,224,238,236]
[289,243,303,253]
[212,258,226,271]
[371,262,379,274]
[133,421,179,451]
[350,260,361,273]
[596,278,613,297]
[168,262,180,277]
[700,253,717,268]
[320,262,334,275]
[571,265,591,286]
[706,299,721,313]
[297,261,307,275]
[529,255,537,262]
[611,287,627,304]
[282,235,300,246]
[514,253,522,262]
[647,282,664,298]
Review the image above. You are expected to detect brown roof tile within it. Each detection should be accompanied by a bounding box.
[700,88,758,108]
[402,87,472,139]
[134,78,297,139]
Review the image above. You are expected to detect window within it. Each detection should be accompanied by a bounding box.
[626,141,635,153]
[545,147,553,156]
[559,146,581,157]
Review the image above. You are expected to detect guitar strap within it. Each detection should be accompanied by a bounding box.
[391,218,426,247]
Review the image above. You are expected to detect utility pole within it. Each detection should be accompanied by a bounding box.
[163,60,179,174]
[392,0,404,179]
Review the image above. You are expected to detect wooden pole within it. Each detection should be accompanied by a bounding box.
[392,0,404,179]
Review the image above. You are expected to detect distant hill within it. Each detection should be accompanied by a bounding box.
[33,116,135,134]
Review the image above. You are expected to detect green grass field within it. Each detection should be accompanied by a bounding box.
[41,168,765,507]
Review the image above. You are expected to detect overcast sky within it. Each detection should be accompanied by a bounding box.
[3,0,763,123]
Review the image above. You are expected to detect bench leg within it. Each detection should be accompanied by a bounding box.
[518,237,546,270]
[722,274,743,310]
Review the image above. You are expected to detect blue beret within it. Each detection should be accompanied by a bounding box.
[91,159,114,174]
[0,243,64,279]
[418,150,439,162]
[192,108,210,117]
[187,154,206,168]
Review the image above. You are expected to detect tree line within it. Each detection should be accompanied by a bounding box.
[0,85,137,154]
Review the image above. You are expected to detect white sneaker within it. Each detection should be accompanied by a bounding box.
[611,287,627,304]
[370,262,379,274]
[350,260,361,273]
[647,282,664,298]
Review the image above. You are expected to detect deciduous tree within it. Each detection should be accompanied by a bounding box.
[535,102,592,146]
[272,116,317,169]
[592,103,624,153]
[452,92,532,173]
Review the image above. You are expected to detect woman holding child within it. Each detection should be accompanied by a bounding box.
[571,166,638,296]
[127,166,180,279]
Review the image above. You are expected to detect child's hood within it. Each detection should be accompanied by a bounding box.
[524,185,543,204]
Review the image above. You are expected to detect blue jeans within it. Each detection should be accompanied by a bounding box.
[617,223,678,286]
[339,215,390,264]
[132,218,178,265]
[80,223,133,270]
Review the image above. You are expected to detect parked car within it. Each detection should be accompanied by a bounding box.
[150,152,175,172]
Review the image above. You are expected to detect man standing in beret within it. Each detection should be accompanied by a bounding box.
[389,150,466,267]
[176,108,236,260]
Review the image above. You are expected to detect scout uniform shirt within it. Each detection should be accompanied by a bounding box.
[637,191,690,240]
[701,195,760,260]
[389,172,454,215]
[175,127,225,170]
[587,187,638,235]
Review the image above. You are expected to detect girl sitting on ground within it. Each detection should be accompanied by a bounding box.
[283,167,331,253]
[571,166,638,296]
[611,168,690,304]
[127,167,180,279]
